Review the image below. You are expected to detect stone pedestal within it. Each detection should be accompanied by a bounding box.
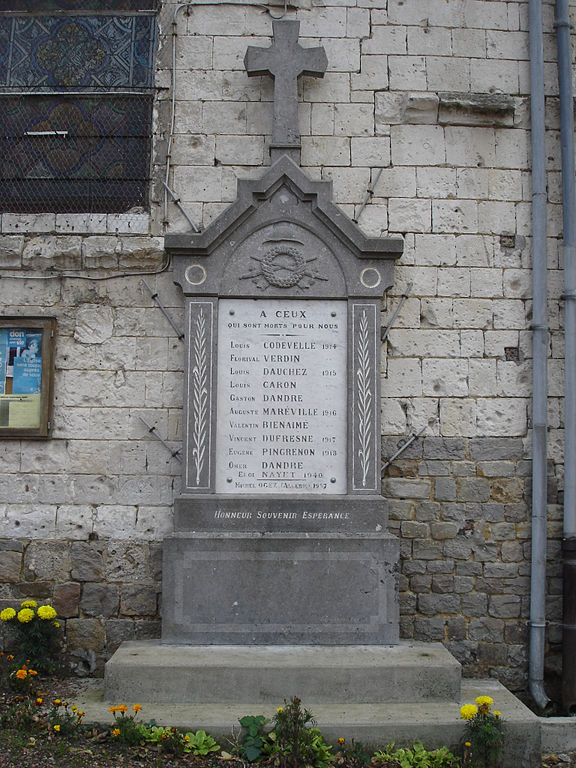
[162,530,399,646]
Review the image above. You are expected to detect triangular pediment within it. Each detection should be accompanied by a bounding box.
[166,155,403,261]
[167,156,403,299]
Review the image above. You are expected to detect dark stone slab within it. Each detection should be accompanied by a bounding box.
[120,585,158,617]
[81,583,119,618]
[468,438,524,461]
[174,494,388,532]
[0,551,22,582]
[53,581,81,618]
[70,543,103,582]
[162,532,399,645]
[0,540,24,553]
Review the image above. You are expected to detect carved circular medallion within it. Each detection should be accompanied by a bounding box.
[360,267,381,289]
[261,246,306,288]
[185,264,207,285]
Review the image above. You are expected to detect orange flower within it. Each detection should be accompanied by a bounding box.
[7,654,14,661]
[109,704,128,714]
[29,669,38,676]
[133,704,142,713]
[15,669,27,680]
[112,728,120,737]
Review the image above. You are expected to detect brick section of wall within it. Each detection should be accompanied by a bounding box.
[381,436,562,691]
[0,539,162,676]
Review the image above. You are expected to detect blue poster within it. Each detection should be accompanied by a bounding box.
[12,357,42,395]
[0,330,7,395]
[20,332,42,361]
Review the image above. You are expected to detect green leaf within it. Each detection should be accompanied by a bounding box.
[245,744,262,761]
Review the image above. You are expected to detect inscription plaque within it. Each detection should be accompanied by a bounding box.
[215,298,347,494]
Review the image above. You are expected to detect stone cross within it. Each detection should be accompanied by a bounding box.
[244,19,328,156]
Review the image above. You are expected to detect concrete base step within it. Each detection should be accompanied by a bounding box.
[104,641,461,704]
[74,678,541,768]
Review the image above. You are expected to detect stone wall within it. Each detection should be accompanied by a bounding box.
[0,0,572,695]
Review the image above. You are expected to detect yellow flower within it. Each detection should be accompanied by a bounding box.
[72,705,77,712]
[112,728,120,737]
[185,735,191,742]
[0,608,16,621]
[16,669,27,680]
[21,600,37,609]
[465,742,471,747]
[475,696,493,707]
[276,707,283,713]
[338,737,345,745]
[133,704,142,713]
[53,621,60,628]
[460,704,478,720]
[36,697,43,705]
[494,710,501,717]
[54,699,62,706]
[53,725,60,732]
[77,711,85,718]
[7,654,14,660]
[37,605,57,621]
[17,608,34,623]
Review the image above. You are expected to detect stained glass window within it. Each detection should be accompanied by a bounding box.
[0,2,157,214]
[2,1,157,10]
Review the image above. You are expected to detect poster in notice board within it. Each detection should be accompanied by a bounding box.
[0,319,56,438]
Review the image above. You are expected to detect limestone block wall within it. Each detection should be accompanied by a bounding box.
[0,229,180,674]
[0,0,573,693]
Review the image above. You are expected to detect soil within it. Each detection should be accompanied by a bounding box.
[0,673,239,768]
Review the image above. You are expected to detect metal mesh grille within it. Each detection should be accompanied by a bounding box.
[0,94,152,213]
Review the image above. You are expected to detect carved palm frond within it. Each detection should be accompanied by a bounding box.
[191,308,208,486]
[356,310,372,487]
